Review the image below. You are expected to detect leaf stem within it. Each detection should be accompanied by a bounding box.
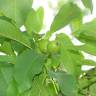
[44,31,52,40]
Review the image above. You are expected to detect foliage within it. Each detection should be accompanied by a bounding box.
[0,0,95,96]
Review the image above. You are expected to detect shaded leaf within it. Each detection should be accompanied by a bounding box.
[0,63,14,96]
[0,41,15,55]
[14,49,45,92]
[7,79,19,96]
[78,77,89,90]
[49,71,78,96]
[0,55,16,64]
[0,70,7,96]
[30,74,56,96]
[90,83,96,96]
[11,40,26,55]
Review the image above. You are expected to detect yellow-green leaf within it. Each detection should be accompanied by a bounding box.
[0,18,31,49]
[50,3,82,32]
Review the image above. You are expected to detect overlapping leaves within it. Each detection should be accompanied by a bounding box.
[56,33,84,76]
[0,0,33,26]
[0,16,32,48]
[73,19,96,56]
[0,0,95,96]
[14,49,46,92]
[50,2,82,32]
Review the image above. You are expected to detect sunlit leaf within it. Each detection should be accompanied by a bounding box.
[0,0,33,26]
[73,19,96,53]
[25,7,44,34]
[50,3,82,32]
[81,0,93,12]
[73,19,96,41]
[0,18,31,48]
[56,33,83,76]
[76,44,96,56]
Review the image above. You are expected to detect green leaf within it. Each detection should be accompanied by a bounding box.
[45,54,60,70]
[30,74,56,96]
[49,71,78,96]
[70,19,82,32]
[0,70,8,96]
[7,79,19,96]
[78,77,90,96]
[0,37,6,44]
[25,7,44,34]
[78,77,89,90]
[0,11,5,16]
[0,41,15,55]
[0,55,16,64]
[73,19,96,41]
[90,83,96,96]
[83,59,96,66]
[56,33,83,76]
[11,40,26,55]
[36,7,44,25]
[0,64,14,96]
[81,0,93,12]
[76,44,96,56]
[0,64,14,84]
[73,19,96,49]
[60,50,83,76]
[14,49,45,92]
[0,18,31,48]
[51,53,60,68]
[0,0,33,26]
[50,3,82,32]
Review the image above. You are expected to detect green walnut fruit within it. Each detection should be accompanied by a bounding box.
[38,39,48,53]
[47,40,60,53]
